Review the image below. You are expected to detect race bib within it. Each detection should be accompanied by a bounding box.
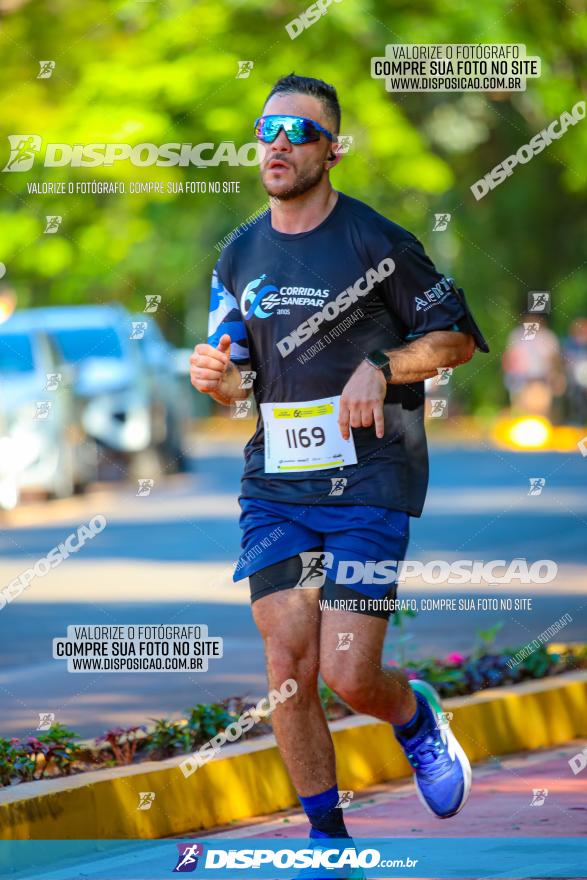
[260,395,357,474]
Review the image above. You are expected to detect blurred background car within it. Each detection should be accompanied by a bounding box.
[131,313,188,472]
[1,305,187,496]
[0,321,97,509]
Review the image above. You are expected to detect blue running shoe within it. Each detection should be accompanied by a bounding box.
[395,680,472,819]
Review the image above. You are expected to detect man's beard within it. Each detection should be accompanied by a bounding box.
[261,161,325,201]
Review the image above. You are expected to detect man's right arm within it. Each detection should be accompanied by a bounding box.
[190,333,250,405]
[194,260,252,405]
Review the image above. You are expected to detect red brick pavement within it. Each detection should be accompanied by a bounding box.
[201,741,587,879]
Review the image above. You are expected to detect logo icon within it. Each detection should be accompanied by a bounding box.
[130,321,147,340]
[295,551,333,589]
[236,61,254,79]
[428,399,448,419]
[44,372,62,391]
[37,61,56,79]
[522,322,539,341]
[239,370,256,390]
[336,632,354,652]
[530,788,548,806]
[232,399,253,419]
[433,213,452,231]
[240,275,280,320]
[528,477,546,496]
[44,215,62,233]
[329,476,347,496]
[3,135,42,172]
[436,711,453,730]
[136,479,154,497]
[436,367,453,386]
[336,790,354,808]
[34,401,52,420]
[333,135,353,155]
[37,712,55,731]
[137,791,156,810]
[144,294,161,313]
[528,291,550,313]
[173,843,204,873]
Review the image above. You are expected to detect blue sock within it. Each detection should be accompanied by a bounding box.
[393,693,427,739]
[299,784,350,839]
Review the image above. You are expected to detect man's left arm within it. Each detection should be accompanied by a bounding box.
[338,236,488,440]
[339,331,474,440]
[384,329,475,383]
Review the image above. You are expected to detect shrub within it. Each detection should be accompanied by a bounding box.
[10,737,46,782]
[184,703,235,748]
[0,738,17,787]
[95,726,146,765]
[145,718,189,760]
[36,723,80,777]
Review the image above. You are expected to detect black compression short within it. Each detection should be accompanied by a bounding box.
[249,549,399,620]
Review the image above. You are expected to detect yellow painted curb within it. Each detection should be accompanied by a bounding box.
[1,671,585,840]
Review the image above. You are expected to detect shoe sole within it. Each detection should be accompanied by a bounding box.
[409,679,472,819]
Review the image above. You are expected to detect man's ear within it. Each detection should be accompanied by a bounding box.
[325,145,343,168]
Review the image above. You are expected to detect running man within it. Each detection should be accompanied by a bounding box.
[191,74,489,843]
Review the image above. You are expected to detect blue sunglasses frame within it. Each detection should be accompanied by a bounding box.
[254,114,335,144]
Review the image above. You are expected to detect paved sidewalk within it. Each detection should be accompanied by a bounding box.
[9,744,585,880]
[198,741,587,879]
[201,741,587,840]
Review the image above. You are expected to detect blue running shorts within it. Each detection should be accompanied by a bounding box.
[234,498,410,619]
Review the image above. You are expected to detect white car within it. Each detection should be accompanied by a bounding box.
[0,323,96,507]
[4,304,185,480]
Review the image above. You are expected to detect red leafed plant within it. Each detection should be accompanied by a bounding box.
[95,726,146,765]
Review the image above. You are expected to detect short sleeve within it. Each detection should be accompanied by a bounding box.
[207,262,250,363]
[382,237,489,352]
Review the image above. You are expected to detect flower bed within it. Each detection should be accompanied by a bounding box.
[398,643,586,697]
[1,644,584,788]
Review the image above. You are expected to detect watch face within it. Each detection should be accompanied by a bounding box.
[369,350,389,369]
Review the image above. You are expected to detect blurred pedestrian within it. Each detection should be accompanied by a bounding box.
[562,318,587,424]
[502,314,565,417]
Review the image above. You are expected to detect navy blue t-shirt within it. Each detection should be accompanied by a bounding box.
[208,192,487,516]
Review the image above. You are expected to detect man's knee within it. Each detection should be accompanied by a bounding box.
[321,659,371,713]
[252,592,321,694]
[264,638,319,695]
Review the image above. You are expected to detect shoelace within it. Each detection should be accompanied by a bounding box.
[406,733,452,780]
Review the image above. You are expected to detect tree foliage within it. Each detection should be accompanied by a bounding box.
[0,0,585,408]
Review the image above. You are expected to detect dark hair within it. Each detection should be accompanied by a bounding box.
[264,73,341,133]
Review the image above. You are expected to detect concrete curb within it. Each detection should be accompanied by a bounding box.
[1,670,586,840]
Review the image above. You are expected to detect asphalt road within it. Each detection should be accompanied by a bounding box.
[0,443,585,738]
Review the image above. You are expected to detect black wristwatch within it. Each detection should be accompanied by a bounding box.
[365,349,392,382]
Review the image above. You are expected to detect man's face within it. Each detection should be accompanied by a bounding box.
[258,93,336,200]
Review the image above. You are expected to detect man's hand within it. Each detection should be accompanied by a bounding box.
[190,333,231,394]
[189,334,249,405]
[338,360,387,440]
